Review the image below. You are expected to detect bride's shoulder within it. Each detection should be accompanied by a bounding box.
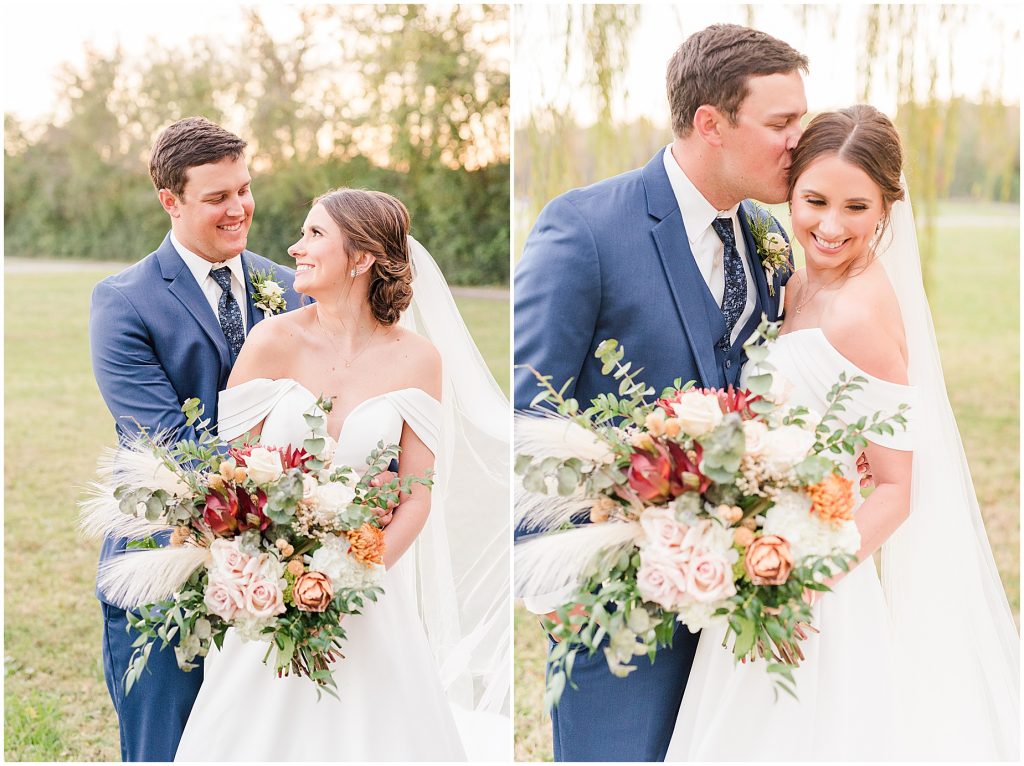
[822,263,908,385]
[383,326,442,396]
[228,307,313,384]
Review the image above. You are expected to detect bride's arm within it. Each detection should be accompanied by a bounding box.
[380,339,442,568]
[821,295,913,585]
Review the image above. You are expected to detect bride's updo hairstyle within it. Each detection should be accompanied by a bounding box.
[314,188,414,326]
[788,105,905,242]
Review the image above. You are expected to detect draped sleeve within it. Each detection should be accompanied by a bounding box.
[802,330,918,451]
[217,378,305,442]
[383,388,442,455]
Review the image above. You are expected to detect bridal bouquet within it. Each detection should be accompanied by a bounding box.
[81,397,431,699]
[515,319,908,707]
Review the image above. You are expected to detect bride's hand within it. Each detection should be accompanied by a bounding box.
[369,471,399,527]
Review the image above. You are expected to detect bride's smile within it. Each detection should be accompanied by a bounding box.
[790,153,884,272]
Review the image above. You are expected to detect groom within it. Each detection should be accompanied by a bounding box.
[89,116,301,761]
[514,24,807,761]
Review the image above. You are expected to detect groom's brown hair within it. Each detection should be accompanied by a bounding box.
[149,117,247,198]
[667,24,808,137]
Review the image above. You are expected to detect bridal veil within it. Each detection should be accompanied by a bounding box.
[878,182,1019,759]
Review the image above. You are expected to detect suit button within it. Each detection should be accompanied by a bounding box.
[725,359,732,369]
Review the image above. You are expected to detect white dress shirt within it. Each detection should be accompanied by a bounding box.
[170,231,249,331]
[662,145,756,343]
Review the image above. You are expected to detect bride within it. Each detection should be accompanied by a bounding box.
[174,189,510,761]
[665,105,1019,760]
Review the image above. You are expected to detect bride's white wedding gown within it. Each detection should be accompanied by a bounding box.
[174,378,467,762]
[667,328,920,761]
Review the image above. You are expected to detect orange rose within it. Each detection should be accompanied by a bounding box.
[347,523,386,565]
[808,474,855,524]
[745,534,793,585]
[292,571,333,612]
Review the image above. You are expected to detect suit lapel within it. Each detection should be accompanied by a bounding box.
[241,252,263,332]
[642,152,720,387]
[157,234,232,371]
[737,202,773,321]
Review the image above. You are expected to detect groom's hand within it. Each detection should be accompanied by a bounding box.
[542,603,588,642]
[370,471,400,527]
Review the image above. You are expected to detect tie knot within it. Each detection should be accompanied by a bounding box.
[711,217,735,248]
[210,266,233,292]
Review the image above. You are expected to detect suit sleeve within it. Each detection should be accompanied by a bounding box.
[513,194,601,412]
[90,281,200,444]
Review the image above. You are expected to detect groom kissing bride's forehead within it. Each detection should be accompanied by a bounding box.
[514,23,808,763]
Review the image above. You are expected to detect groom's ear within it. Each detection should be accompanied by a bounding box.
[158,188,182,218]
[693,105,725,147]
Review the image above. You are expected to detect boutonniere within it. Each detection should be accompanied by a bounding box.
[745,202,791,297]
[249,267,287,318]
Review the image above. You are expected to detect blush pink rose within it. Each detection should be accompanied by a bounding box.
[637,547,690,610]
[243,579,286,619]
[685,551,736,603]
[204,579,245,621]
[639,506,690,549]
[209,539,250,585]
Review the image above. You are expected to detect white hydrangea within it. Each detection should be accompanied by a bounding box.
[676,602,728,634]
[762,489,861,562]
[309,535,351,587]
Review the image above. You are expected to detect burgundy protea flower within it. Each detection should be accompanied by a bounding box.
[666,441,712,494]
[203,489,241,536]
[236,487,271,532]
[627,443,674,503]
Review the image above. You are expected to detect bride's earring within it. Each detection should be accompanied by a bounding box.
[350,267,359,278]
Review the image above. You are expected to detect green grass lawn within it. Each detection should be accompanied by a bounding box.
[2,265,508,761]
[513,205,1020,761]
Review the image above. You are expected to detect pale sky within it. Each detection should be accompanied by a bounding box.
[513,3,1022,128]
[2,3,1019,126]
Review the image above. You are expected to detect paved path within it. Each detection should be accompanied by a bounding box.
[3,258,509,300]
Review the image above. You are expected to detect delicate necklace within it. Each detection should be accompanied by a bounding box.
[315,309,380,368]
[795,270,849,314]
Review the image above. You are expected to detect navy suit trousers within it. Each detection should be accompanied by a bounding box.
[101,602,204,761]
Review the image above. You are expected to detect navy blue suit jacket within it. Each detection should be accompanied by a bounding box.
[89,233,301,602]
[515,149,790,414]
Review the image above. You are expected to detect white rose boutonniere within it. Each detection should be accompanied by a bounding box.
[249,267,287,318]
[745,202,791,297]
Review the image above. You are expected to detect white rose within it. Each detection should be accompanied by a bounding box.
[261,280,284,297]
[639,506,690,549]
[763,231,788,256]
[320,435,338,464]
[316,481,357,513]
[767,373,794,405]
[761,424,816,470]
[302,473,320,503]
[309,535,351,587]
[245,447,283,485]
[670,391,723,436]
[742,419,769,455]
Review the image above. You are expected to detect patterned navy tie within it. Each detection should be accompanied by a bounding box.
[210,266,244,358]
[711,216,746,349]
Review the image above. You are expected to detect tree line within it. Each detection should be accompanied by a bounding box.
[3,5,510,286]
